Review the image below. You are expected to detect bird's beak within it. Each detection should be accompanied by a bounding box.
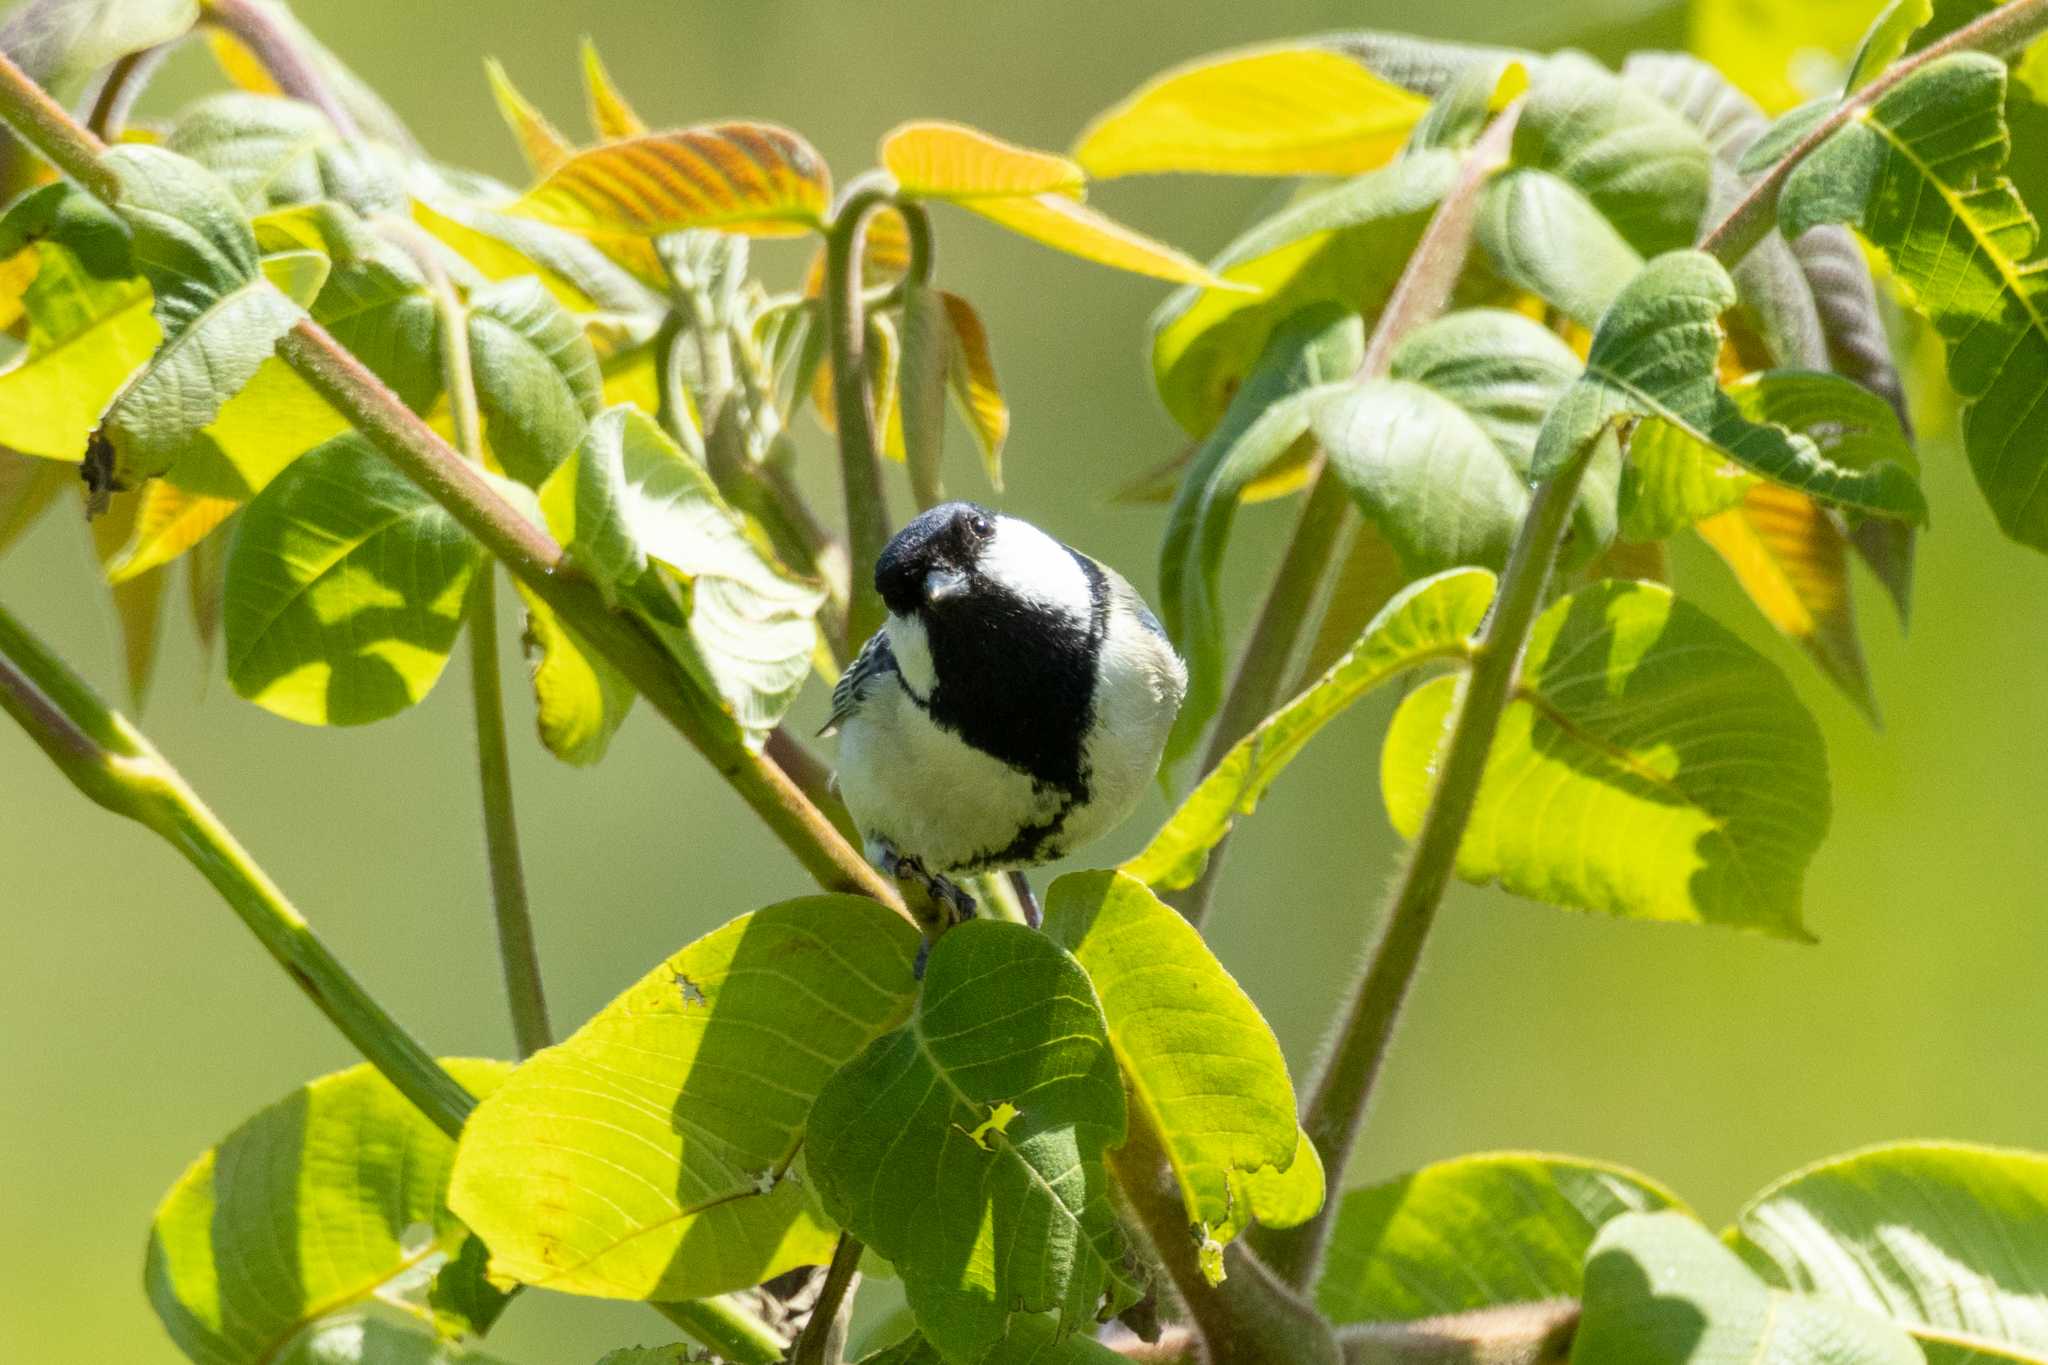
[924,567,969,605]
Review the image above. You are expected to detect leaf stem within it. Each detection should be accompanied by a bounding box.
[790,1233,864,1365]
[1697,0,2048,266]
[1170,104,1521,929]
[1108,1108,1339,1365]
[0,601,478,1136]
[199,0,361,139]
[657,1298,789,1365]
[1253,429,1608,1290]
[84,43,169,141]
[825,171,900,645]
[0,46,116,198]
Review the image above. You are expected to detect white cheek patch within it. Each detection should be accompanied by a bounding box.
[981,517,1094,619]
[885,611,937,699]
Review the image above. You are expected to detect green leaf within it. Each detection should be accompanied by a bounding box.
[98,147,313,491]
[1160,303,1363,768]
[448,897,917,1301]
[1319,309,1606,576]
[1731,1142,2048,1363]
[1509,52,1712,259]
[1531,252,1927,524]
[467,275,603,487]
[1849,0,1936,93]
[1475,167,1644,329]
[0,0,198,100]
[1041,870,1303,1271]
[1316,1152,1681,1323]
[858,1318,1128,1365]
[514,581,633,766]
[1575,1212,1922,1364]
[1073,44,1429,178]
[0,183,159,461]
[412,186,662,321]
[146,1059,512,1365]
[167,92,402,215]
[808,921,1133,1363]
[225,434,486,725]
[278,1313,516,1365]
[1149,151,1455,436]
[1780,54,2048,552]
[899,280,951,508]
[1128,568,1493,892]
[541,406,824,738]
[1381,579,1830,938]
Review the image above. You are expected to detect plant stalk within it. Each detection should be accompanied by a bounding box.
[199,0,361,138]
[1253,431,1608,1290]
[657,1298,789,1365]
[824,172,899,645]
[0,602,477,1136]
[0,46,116,198]
[84,43,169,141]
[790,1234,865,1365]
[1170,104,1521,929]
[1697,0,2048,266]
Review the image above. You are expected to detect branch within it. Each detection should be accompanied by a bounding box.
[1171,102,1522,928]
[789,1234,864,1365]
[1254,428,1609,1290]
[200,0,361,138]
[824,172,899,646]
[1339,1300,1578,1364]
[1108,1108,1340,1365]
[0,602,478,1137]
[0,44,115,197]
[1698,0,2048,265]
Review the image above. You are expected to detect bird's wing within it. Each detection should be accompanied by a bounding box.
[820,629,898,736]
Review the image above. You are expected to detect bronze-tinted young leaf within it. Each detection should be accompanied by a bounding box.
[104,477,237,584]
[484,57,571,176]
[882,120,1085,200]
[514,122,832,238]
[1074,44,1429,178]
[939,290,1007,487]
[579,37,647,141]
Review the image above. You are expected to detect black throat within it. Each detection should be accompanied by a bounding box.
[918,549,1110,797]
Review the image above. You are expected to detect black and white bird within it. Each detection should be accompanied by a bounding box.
[824,502,1187,917]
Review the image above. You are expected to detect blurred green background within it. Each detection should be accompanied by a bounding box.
[4,0,2046,1360]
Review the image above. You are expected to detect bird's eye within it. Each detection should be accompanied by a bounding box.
[967,514,994,540]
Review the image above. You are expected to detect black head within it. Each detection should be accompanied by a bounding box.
[874,501,999,617]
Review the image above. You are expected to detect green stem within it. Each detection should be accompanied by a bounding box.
[1698,0,2048,265]
[1170,104,1521,929]
[200,0,361,138]
[824,172,899,645]
[656,1298,788,1365]
[466,570,552,1057]
[0,47,116,198]
[1108,1108,1339,1365]
[1254,431,1608,1290]
[790,1234,864,1365]
[85,43,168,141]
[0,602,476,1137]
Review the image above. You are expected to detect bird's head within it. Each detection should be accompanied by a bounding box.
[874,501,998,617]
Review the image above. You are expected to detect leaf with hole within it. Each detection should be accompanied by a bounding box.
[1159,303,1363,768]
[448,897,918,1299]
[882,121,1085,200]
[1381,579,1831,937]
[146,1059,512,1365]
[808,921,1133,1362]
[1575,1212,1922,1364]
[224,434,486,726]
[513,122,832,238]
[1042,870,1304,1275]
[1074,45,1428,178]
[0,182,158,461]
[1730,1142,2048,1364]
[1316,1151,1681,1323]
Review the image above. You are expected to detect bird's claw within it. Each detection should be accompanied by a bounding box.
[874,843,977,979]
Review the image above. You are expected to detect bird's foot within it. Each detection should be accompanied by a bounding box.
[872,842,978,978]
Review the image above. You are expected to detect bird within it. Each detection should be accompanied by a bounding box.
[823,501,1188,925]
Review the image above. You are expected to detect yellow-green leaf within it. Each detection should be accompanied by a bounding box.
[515,579,633,766]
[448,897,919,1299]
[939,290,1007,486]
[1697,482,1878,722]
[514,123,832,238]
[203,27,281,95]
[962,191,1235,287]
[484,58,570,176]
[105,478,237,583]
[1074,45,1429,178]
[1689,0,1879,112]
[881,120,1085,200]
[1043,870,1304,1276]
[579,37,647,141]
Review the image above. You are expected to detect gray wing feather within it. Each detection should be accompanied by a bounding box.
[820,630,897,736]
